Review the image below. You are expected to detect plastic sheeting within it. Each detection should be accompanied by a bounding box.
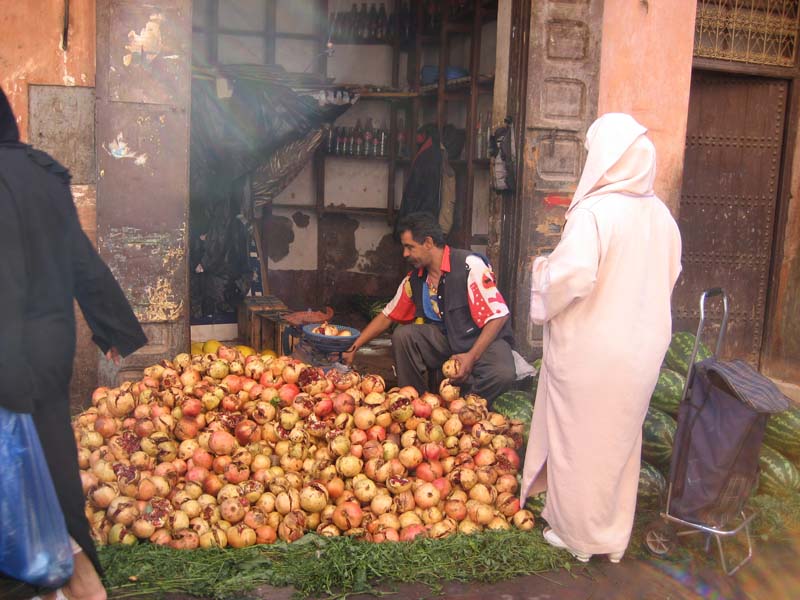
[189,66,354,321]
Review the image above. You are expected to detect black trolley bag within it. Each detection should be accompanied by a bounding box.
[644,288,790,575]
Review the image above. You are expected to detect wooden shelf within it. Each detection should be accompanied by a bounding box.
[321,206,388,217]
[271,203,317,211]
[329,38,393,46]
[356,91,417,99]
[324,153,391,161]
[419,75,495,96]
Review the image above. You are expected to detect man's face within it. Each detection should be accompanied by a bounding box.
[400,231,432,270]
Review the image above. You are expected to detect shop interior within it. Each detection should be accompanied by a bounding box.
[188,0,500,379]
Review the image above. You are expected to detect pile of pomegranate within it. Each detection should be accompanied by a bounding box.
[74,346,535,550]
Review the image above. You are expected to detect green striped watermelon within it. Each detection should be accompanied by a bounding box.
[759,444,800,496]
[664,331,712,374]
[524,491,547,515]
[650,368,686,417]
[492,390,534,446]
[638,461,667,509]
[642,406,677,466]
[493,390,534,423]
[763,406,800,460]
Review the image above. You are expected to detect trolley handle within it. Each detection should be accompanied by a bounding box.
[696,287,729,361]
[677,287,731,421]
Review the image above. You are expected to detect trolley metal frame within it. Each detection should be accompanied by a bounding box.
[645,288,756,576]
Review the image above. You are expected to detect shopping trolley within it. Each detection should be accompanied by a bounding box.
[644,288,790,575]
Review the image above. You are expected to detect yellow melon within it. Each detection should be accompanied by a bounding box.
[236,345,256,358]
[203,339,221,354]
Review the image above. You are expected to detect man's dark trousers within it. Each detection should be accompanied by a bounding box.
[392,323,515,404]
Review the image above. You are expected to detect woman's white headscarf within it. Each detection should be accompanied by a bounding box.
[566,113,657,218]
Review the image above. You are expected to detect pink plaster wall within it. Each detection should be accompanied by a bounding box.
[597,0,697,214]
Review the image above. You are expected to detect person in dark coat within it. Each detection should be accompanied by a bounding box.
[0,87,147,600]
[395,124,443,233]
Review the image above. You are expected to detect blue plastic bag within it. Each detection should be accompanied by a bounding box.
[0,406,74,587]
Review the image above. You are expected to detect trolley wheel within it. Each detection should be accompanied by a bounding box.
[644,520,677,556]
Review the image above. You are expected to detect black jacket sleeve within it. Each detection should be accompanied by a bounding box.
[399,145,443,219]
[70,219,148,358]
[0,178,35,412]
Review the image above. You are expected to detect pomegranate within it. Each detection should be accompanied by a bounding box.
[226,523,257,548]
[332,501,363,530]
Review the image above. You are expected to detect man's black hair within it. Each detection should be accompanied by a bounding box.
[396,212,446,248]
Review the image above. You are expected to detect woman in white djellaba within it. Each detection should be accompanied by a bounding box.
[520,113,682,563]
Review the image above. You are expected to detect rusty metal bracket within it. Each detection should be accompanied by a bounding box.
[61,0,70,51]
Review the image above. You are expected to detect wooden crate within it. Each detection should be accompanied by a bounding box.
[238,296,289,352]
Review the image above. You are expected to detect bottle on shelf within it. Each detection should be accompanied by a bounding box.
[398,1,411,44]
[368,3,379,41]
[475,113,485,160]
[397,116,407,158]
[326,124,334,154]
[346,4,358,42]
[375,120,389,156]
[363,118,374,157]
[354,119,363,156]
[334,126,343,155]
[357,3,368,41]
[377,4,388,41]
[484,111,493,160]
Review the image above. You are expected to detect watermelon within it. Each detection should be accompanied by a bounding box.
[664,331,712,374]
[649,368,686,416]
[642,406,677,466]
[638,461,667,509]
[758,444,800,496]
[525,491,547,515]
[492,390,534,446]
[492,390,534,423]
[763,406,800,460]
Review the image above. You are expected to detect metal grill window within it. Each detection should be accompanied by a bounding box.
[695,0,800,67]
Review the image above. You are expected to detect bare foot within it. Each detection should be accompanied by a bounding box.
[57,551,107,600]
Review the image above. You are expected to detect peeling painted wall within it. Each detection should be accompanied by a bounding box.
[0,1,95,141]
[96,0,192,385]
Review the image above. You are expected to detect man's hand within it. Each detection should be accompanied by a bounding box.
[449,352,475,384]
[341,343,358,367]
[105,347,121,366]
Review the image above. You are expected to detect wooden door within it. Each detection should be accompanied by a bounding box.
[675,71,788,364]
[508,0,604,358]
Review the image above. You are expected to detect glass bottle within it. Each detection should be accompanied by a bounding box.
[475,113,484,160]
[484,111,493,160]
[397,116,407,157]
[353,119,363,156]
[378,119,387,156]
[334,126,343,155]
[368,4,379,41]
[377,4,388,41]
[363,118,374,157]
[348,4,358,42]
[326,124,334,154]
